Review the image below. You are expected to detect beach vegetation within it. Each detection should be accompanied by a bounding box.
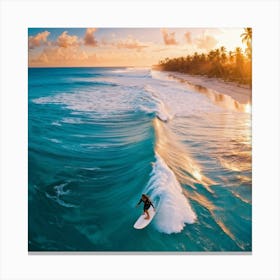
[157,28,252,87]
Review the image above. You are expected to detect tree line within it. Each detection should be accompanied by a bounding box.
[156,28,252,87]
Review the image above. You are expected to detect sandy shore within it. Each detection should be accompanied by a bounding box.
[163,71,252,104]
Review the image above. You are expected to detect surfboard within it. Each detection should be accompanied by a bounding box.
[156,114,168,122]
[133,207,156,229]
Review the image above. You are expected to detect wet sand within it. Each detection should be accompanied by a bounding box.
[164,71,252,105]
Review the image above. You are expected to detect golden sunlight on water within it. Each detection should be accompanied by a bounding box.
[217,114,251,174]
[183,189,216,212]
[153,117,238,240]
[183,189,237,243]
[150,74,251,244]
[244,103,251,113]
[153,118,215,192]
[173,109,251,176]
[152,102,251,245]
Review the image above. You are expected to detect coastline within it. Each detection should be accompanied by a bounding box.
[157,70,252,105]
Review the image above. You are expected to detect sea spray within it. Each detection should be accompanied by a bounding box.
[144,154,196,234]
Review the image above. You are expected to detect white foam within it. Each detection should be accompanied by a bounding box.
[61,117,85,124]
[79,167,101,171]
[145,85,173,121]
[144,154,196,234]
[155,99,173,122]
[32,87,152,116]
[111,67,149,74]
[48,138,61,143]
[149,71,224,117]
[51,121,61,126]
[45,192,77,208]
[54,182,70,196]
[45,182,78,208]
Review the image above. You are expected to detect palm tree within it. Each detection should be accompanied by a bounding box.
[220,46,226,54]
[241,28,252,47]
[200,53,206,63]
[234,47,242,56]
[220,46,227,64]
[234,47,244,80]
[207,50,216,62]
[214,48,221,62]
[157,38,251,85]
[234,47,243,64]
[228,51,234,63]
[241,28,252,59]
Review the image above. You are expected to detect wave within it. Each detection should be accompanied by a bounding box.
[30,80,118,88]
[140,79,222,234]
[153,118,215,192]
[32,87,156,117]
[143,154,196,234]
[142,108,215,234]
[111,67,150,73]
[146,93,244,243]
[145,85,174,122]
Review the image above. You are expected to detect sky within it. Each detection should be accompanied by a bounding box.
[28,28,246,67]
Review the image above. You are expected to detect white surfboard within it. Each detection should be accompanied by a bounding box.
[133,207,156,229]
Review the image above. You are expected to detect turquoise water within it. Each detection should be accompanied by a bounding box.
[28,67,252,251]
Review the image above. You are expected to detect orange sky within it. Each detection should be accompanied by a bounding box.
[28,28,245,67]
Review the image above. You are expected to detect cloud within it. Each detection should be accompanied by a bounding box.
[57,31,79,48]
[112,37,148,51]
[29,28,126,66]
[195,35,218,50]
[28,31,50,49]
[84,28,98,47]
[161,29,178,45]
[36,52,49,63]
[184,32,192,44]
[29,45,97,66]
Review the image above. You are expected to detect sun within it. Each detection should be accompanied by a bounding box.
[217,28,246,52]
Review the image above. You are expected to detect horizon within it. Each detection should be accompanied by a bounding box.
[28,65,151,68]
[28,28,246,67]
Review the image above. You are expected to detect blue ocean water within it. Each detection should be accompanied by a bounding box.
[28,67,252,252]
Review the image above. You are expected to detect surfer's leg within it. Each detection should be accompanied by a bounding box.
[144,210,150,220]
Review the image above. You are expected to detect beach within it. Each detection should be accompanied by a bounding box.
[163,71,252,105]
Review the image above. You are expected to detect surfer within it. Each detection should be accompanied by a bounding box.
[136,194,155,220]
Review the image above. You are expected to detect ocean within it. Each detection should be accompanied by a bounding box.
[28,67,252,252]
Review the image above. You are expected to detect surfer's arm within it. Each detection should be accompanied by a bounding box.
[136,199,143,207]
[151,202,155,209]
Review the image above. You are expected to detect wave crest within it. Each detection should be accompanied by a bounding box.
[144,154,196,234]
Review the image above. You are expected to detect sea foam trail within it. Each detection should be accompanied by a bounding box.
[144,154,196,234]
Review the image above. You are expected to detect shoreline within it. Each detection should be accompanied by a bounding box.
[157,70,252,105]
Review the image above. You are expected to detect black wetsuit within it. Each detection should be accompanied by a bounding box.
[137,198,155,211]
